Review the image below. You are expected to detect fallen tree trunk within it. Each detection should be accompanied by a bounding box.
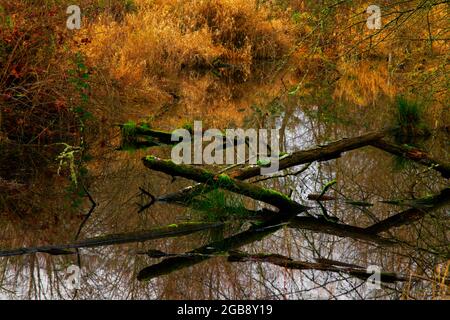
[365,187,450,234]
[232,130,389,180]
[152,130,389,204]
[142,156,310,214]
[137,221,285,281]
[290,217,395,246]
[0,222,223,257]
[370,139,450,178]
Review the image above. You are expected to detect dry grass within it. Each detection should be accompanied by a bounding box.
[77,0,298,127]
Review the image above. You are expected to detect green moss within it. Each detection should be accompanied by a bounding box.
[120,121,138,150]
[260,187,291,200]
[257,158,271,167]
[190,189,250,222]
[167,224,178,228]
[181,122,194,133]
[122,120,137,136]
[217,174,235,188]
[145,155,158,162]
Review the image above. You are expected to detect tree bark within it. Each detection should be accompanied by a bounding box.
[370,139,450,178]
[154,130,389,204]
[365,187,450,234]
[142,156,310,214]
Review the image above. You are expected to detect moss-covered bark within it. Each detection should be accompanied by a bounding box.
[370,139,450,178]
[143,156,310,214]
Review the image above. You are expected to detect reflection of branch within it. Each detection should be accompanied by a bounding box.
[253,163,311,183]
[230,251,449,285]
[74,183,97,240]
[135,249,224,259]
[142,156,311,215]
[137,187,156,213]
[365,187,450,234]
[228,251,412,283]
[152,130,390,205]
[0,222,223,257]
[137,221,285,281]
[289,216,395,247]
[73,183,97,298]
[136,212,397,281]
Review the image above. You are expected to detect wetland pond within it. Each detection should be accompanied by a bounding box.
[0,0,448,300]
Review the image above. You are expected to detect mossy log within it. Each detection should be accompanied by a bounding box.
[232,130,389,180]
[0,222,223,257]
[142,156,310,214]
[119,122,249,150]
[365,187,450,234]
[155,130,389,204]
[370,139,450,178]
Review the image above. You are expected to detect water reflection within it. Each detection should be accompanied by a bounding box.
[1,99,448,299]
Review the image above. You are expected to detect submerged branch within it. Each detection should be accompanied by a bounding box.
[137,221,285,281]
[228,252,412,283]
[0,222,223,257]
[365,187,450,234]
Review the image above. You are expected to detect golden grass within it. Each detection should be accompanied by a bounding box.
[76,0,298,127]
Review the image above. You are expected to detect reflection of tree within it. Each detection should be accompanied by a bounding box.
[1,124,448,299]
[133,128,448,291]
